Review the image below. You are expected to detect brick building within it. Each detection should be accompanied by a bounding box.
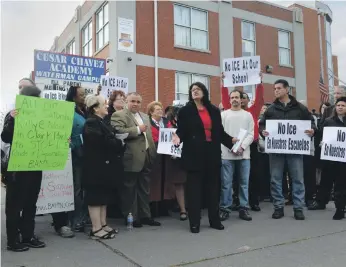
[49,0,339,111]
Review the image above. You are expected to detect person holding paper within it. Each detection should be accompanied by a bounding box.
[1,86,46,252]
[82,95,125,239]
[172,82,236,234]
[111,92,160,228]
[220,90,254,222]
[259,79,316,220]
[320,97,346,220]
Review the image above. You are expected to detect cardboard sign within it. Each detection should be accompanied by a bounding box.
[36,150,74,214]
[264,120,311,155]
[223,56,261,87]
[157,128,182,157]
[8,95,74,171]
[321,127,346,162]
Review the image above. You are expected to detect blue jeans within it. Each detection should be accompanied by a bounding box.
[220,159,250,210]
[269,154,305,210]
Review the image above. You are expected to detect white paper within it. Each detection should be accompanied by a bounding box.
[118,17,134,52]
[232,128,248,153]
[264,120,311,155]
[157,128,182,157]
[223,56,261,87]
[100,75,129,98]
[320,127,346,162]
[36,150,74,215]
[116,133,129,140]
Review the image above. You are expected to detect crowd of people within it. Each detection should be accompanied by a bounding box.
[1,75,345,252]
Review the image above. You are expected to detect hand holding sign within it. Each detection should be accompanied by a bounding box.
[172,133,180,146]
[10,109,19,118]
[262,130,269,137]
[304,129,314,137]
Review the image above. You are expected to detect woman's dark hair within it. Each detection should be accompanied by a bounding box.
[319,102,331,115]
[167,106,181,126]
[65,86,81,102]
[332,97,346,117]
[108,90,126,115]
[19,86,41,97]
[188,82,210,105]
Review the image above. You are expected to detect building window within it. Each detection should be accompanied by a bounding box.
[278,30,291,65]
[242,21,255,56]
[96,3,109,51]
[66,40,76,55]
[174,4,208,50]
[82,20,93,57]
[175,72,209,101]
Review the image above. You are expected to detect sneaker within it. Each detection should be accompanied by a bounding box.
[307,201,326,210]
[272,208,284,219]
[22,236,45,248]
[333,209,345,220]
[239,209,252,221]
[294,210,305,220]
[73,223,85,233]
[219,210,230,221]
[141,218,161,226]
[56,226,75,238]
[251,205,261,212]
[7,242,29,252]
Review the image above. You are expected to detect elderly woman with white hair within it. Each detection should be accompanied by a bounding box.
[82,95,125,239]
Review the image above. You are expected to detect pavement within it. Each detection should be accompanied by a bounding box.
[1,188,346,267]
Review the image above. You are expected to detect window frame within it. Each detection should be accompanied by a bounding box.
[173,4,209,51]
[241,20,256,57]
[66,39,76,55]
[82,19,93,57]
[175,72,210,101]
[278,30,291,66]
[96,2,109,51]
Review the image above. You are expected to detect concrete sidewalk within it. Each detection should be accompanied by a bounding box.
[1,188,346,267]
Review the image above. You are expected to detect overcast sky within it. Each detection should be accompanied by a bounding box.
[1,0,345,110]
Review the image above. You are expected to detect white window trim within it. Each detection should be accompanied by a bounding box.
[82,20,93,57]
[175,72,210,100]
[173,4,209,51]
[96,3,109,52]
[241,20,256,56]
[278,30,291,67]
[66,39,76,55]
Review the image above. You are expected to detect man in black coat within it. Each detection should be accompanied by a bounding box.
[259,79,316,220]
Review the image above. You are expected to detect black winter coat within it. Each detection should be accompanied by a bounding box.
[176,101,234,172]
[259,95,317,136]
[82,115,124,188]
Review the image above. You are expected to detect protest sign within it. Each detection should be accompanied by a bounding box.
[223,56,261,87]
[34,50,106,100]
[321,127,346,163]
[7,95,74,171]
[264,120,311,155]
[36,150,74,215]
[100,75,129,98]
[157,128,182,157]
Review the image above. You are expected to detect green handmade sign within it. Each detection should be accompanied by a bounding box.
[7,95,74,171]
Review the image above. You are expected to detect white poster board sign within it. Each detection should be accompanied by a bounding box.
[36,150,74,214]
[223,56,261,87]
[265,120,311,155]
[100,75,129,98]
[157,128,182,157]
[118,18,134,52]
[321,127,346,162]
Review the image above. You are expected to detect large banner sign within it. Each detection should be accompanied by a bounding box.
[37,150,75,215]
[321,127,346,163]
[7,95,74,171]
[34,50,106,100]
[264,120,311,155]
[100,75,129,98]
[157,128,182,157]
[223,56,261,87]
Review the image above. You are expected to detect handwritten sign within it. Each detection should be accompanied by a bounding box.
[100,75,129,98]
[265,120,311,155]
[157,128,182,157]
[223,56,261,87]
[36,150,74,214]
[7,95,74,171]
[321,127,346,162]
